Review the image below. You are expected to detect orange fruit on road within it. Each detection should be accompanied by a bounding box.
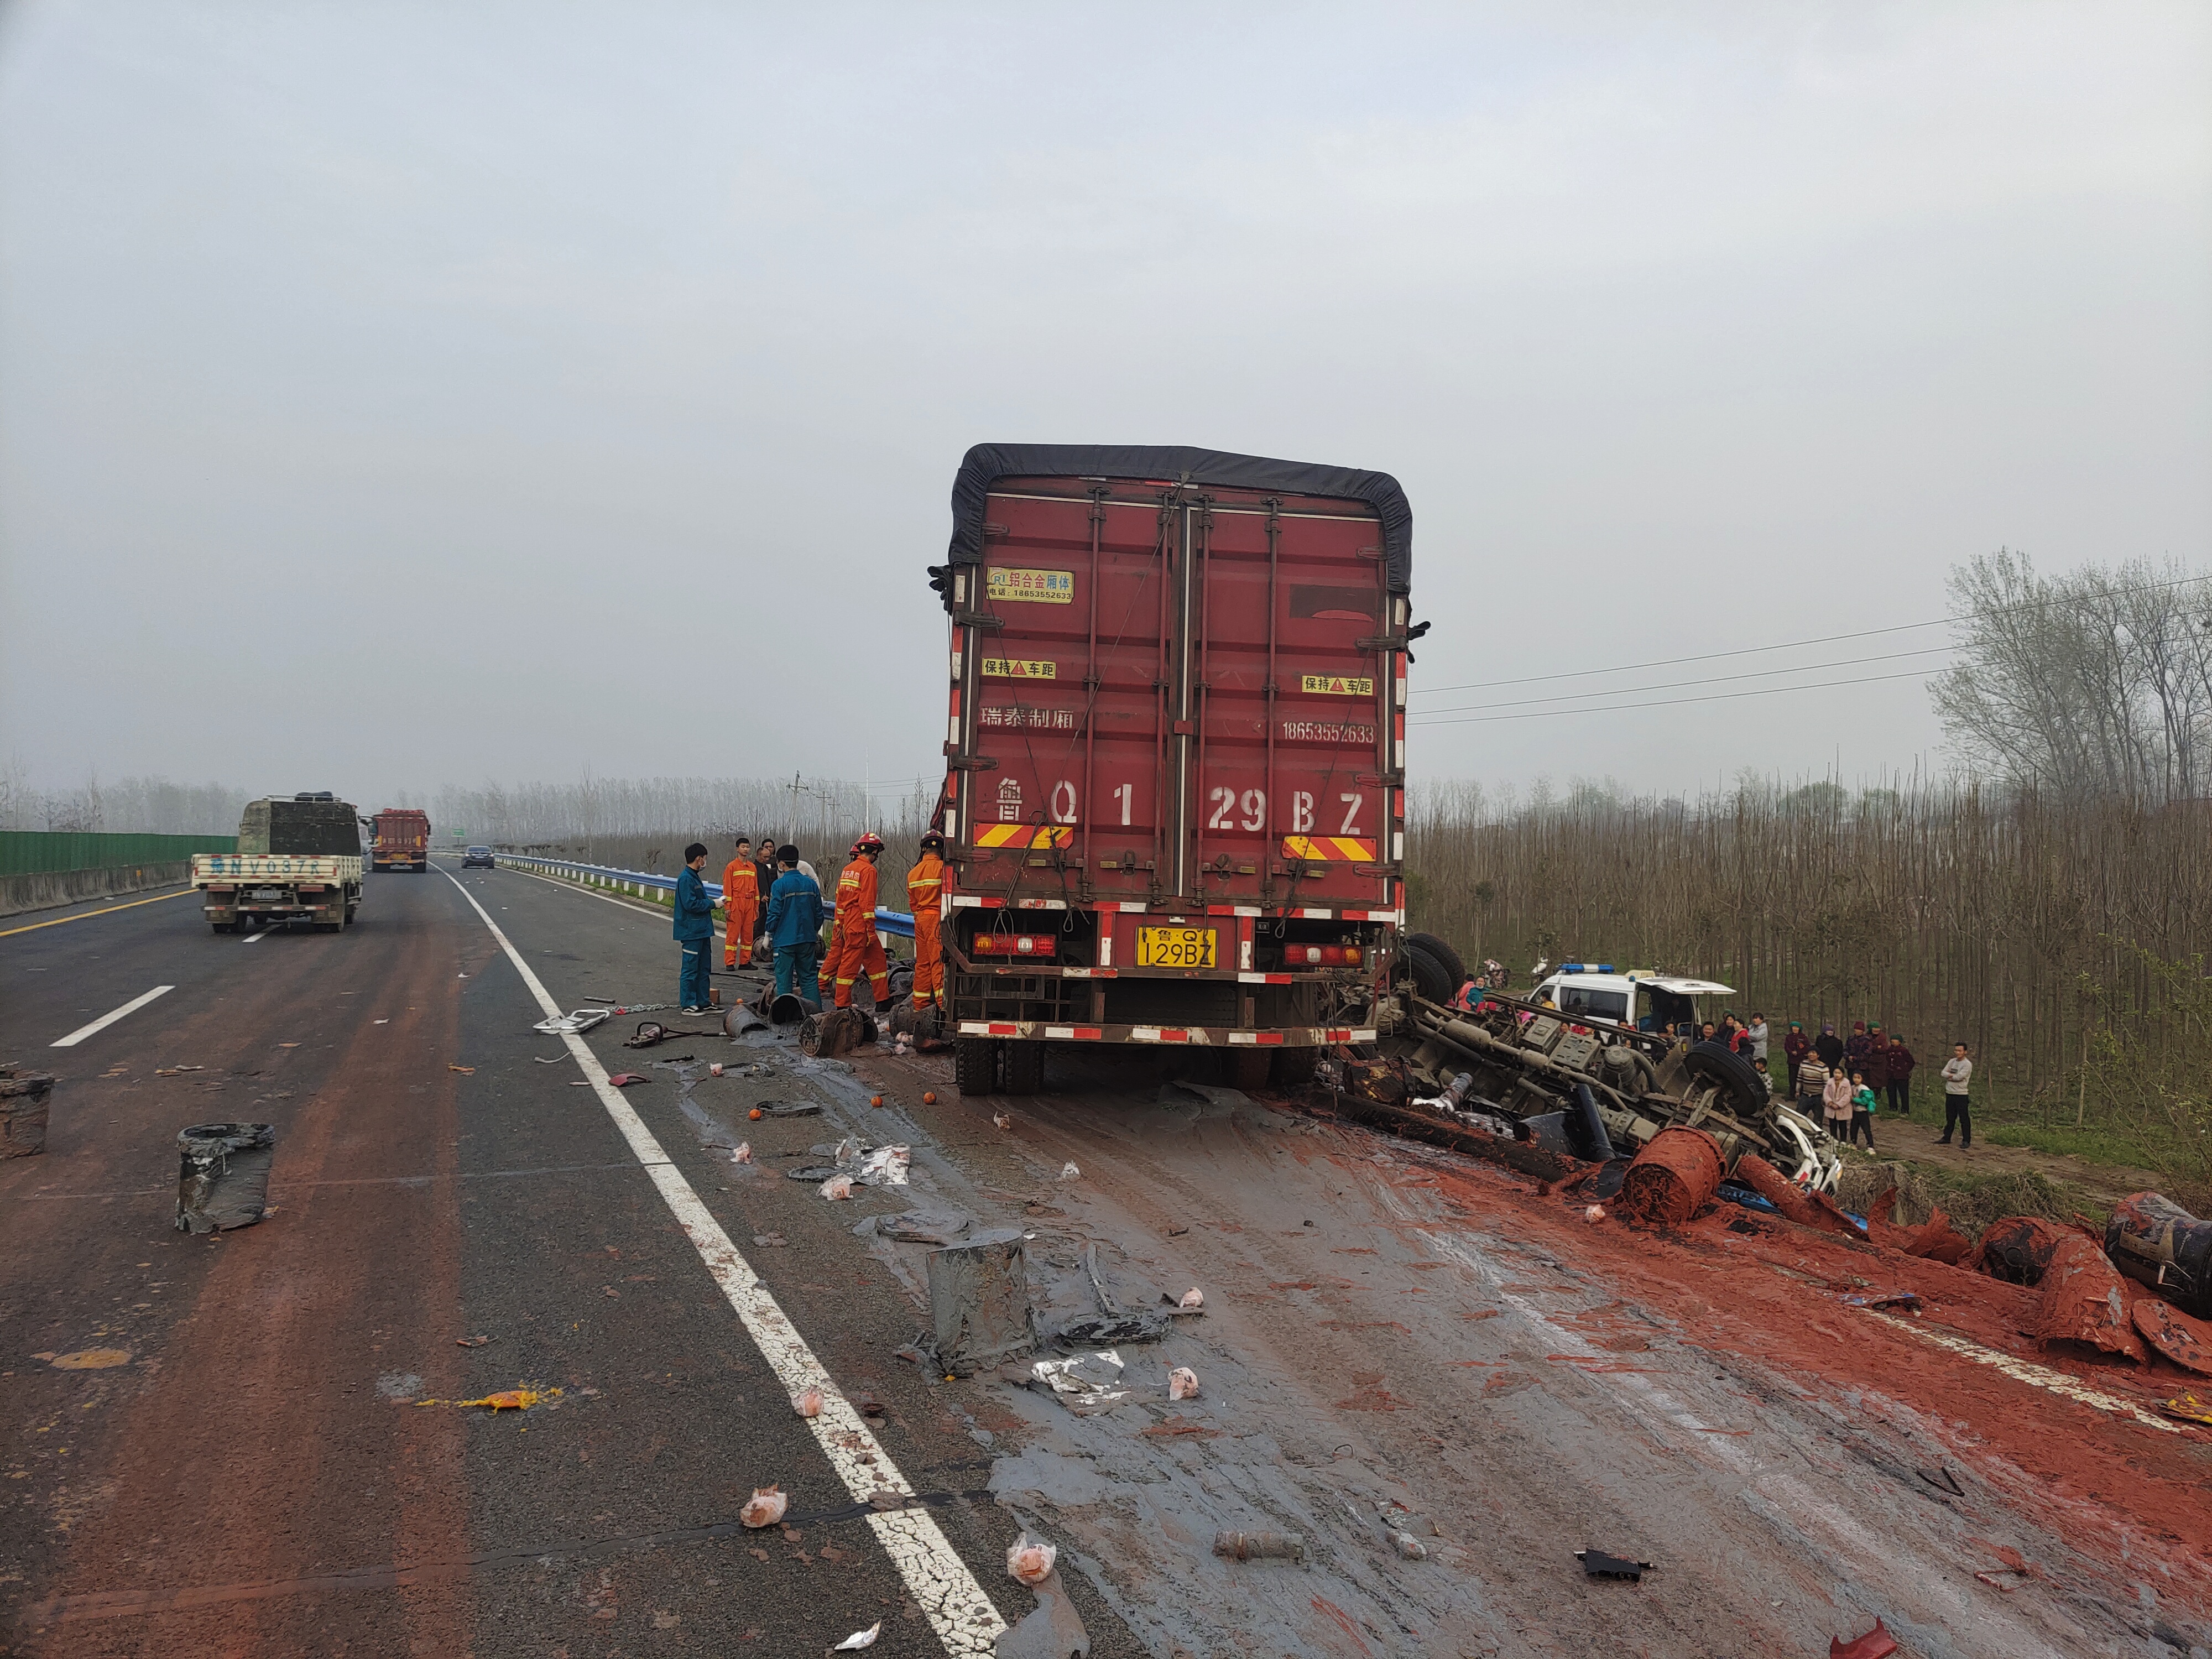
[749,1107,763,1121]
[922,1091,938,1105]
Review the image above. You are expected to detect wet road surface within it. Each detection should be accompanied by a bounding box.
[5,863,2209,1658]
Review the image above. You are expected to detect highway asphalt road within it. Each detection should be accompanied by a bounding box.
[6,863,2209,1659]
[1,863,1082,1658]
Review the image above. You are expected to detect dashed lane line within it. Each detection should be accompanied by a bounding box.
[0,888,193,938]
[437,868,1008,1655]
[51,985,174,1048]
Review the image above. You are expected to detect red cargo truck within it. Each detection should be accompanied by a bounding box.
[928,444,1418,1097]
[371,807,431,872]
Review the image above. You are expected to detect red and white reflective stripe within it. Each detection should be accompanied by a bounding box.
[949,895,1001,909]
[1098,936,1113,967]
[1226,1030,1287,1046]
[1323,1028,1354,1042]
[1237,972,1292,984]
[1097,901,1149,912]
[1297,907,1332,919]
[1044,1025,1104,1040]
[1205,904,1235,916]
[1231,906,1261,917]
[1014,898,1067,910]
[1131,1026,1194,1044]
[1062,967,1118,979]
[956,1020,1022,1037]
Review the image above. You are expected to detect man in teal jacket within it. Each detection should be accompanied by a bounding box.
[763,843,826,1011]
[675,842,716,1013]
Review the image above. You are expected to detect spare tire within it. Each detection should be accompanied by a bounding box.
[1683,1040,1765,1115]
[1401,940,1454,1006]
[1405,932,1468,997]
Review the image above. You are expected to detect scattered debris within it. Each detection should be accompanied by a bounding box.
[1213,1531,1305,1563]
[832,1624,881,1651]
[174,1122,275,1234]
[1969,1214,2077,1285]
[2030,1234,2147,1363]
[1178,1287,1204,1309]
[922,1091,938,1105]
[1391,1531,1428,1560]
[732,1142,753,1164]
[624,1020,721,1047]
[604,1073,649,1088]
[533,1056,561,1065]
[153,1065,205,1076]
[1030,1350,1129,1413]
[755,1100,824,1118]
[1167,1366,1200,1401]
[793,1386,824,1418]
[455,1335,493,1348]
[993,1112,1011,1130]
[2106,1191,2212,1319]
[414,1385,561,1411]
[1007,1534,1057,1585]
[1828,1618,1900,1659]
[870,1093,884,1107]
[2162,1391,2212,1427]
[2133,1299,2212,1375]
[1055,1313,1170,1347]
[1613,1128,1724,1228]
[43,1349,131,1370]
[448,1065,475,1074]
[0,1067,54,1159]
[863,1209,973,1244]
[1732,1154,1858,1235]
[753,1233,787,1247]
[740,1485,789,1527]
[1058,1161,1081,1181]
[1577,1548,1653,1582]
[1916,1466,1964,1496]
[533,1008,611,1035]
[711,1062,726,1077]
[930,1230,1038,1371]
[853,1144,911,1187]
[1583,1205,1607,1223]
[820,1175,855,1201]
[1842,1291,1922,1312]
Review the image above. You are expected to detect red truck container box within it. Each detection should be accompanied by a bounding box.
[930,444,1416,1092]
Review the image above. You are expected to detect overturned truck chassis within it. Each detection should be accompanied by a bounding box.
[1363,991,1843,1192]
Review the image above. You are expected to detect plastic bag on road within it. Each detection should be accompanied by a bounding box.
[1008,1534,1057,1585]
[1167,1366,1200,1401]
[1030,1350,1129,1415]
[853,1144,910,1187]
[739,1485,787,1528]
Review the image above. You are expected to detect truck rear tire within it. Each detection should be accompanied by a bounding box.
[954,1037,998,1097]
[1684,1040,1765,1116]
[1271,1046,1319,1088]
[1405,932,1468,996]
[1230,1050,1272,1092]
[1401,940,1454,1006]
[1004,1040,1046,1095]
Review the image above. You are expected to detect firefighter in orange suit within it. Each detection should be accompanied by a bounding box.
[822,833,891,1009]
[720,836,760,969]
[907,832,947,1010]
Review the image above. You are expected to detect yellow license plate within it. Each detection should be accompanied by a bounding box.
[1136,926,1217,969]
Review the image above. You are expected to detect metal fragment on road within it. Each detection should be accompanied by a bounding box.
[930,1231,1037,1372]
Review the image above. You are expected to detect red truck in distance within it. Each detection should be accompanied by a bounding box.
[371,808,430,872]
[927,444,1420,1099]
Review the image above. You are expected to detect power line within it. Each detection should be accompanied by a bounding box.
[1413,643,1956,717]
[1410,666,1943,726]
[1408,570,2211,698]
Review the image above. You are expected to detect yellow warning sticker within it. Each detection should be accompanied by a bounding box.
[981,658,1057,680]
[987,568,1074,604]
[1300,674,1375,697]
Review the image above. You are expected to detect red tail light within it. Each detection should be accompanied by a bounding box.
[971,933,1056,956]
[1291,945,1364,966]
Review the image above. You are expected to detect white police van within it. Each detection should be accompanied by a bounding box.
[1528,964,1735,1036]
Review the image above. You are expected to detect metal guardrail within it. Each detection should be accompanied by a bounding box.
[492,854,916,938]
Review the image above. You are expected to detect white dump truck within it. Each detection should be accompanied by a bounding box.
[192,793,365,933]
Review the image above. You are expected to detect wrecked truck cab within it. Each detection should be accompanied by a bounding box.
[1372,987,1843,1194]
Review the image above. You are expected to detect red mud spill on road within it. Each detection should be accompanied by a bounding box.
[1401,1152,2212,1593]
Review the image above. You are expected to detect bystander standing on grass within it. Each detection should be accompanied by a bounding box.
[1849,1070,1877,1149]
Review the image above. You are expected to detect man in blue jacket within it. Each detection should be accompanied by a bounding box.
[763,843,826,1012]
[674,842,716,1013]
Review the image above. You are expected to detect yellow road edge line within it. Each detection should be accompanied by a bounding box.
[0,888,195,938]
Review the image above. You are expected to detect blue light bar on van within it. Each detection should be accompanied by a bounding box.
[1559,963,1616,974]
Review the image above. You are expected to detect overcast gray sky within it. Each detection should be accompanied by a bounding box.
[3,2,2206,812]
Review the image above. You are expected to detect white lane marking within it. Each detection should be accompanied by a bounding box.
[498,860,670,920]
[437,870,1005,1653]
[51,985,174,1048]
[1856,1308,2183,1433]
[240,930,270,945]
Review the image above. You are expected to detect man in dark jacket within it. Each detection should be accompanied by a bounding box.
[764,844,827,1011]
[1861,1024,1892,1094]
[1782,1022,1812,1093]
[1884,1034,1917,1116]
[674,842,716,1013]
[1814,1022,1845,1071]
[1843,1020,1874,1081]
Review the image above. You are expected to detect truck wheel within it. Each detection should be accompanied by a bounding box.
[1684,1040,1765,1116]
[210,920,234,934]
[1271,1046,1319,1088]
[345,904,358,924]
[1401,940,1454,1006]
[1229,1050,1272,1092]
[1004,1040,1046,1095]
[954,1037,998,1097]
[1405,932,1468,995]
